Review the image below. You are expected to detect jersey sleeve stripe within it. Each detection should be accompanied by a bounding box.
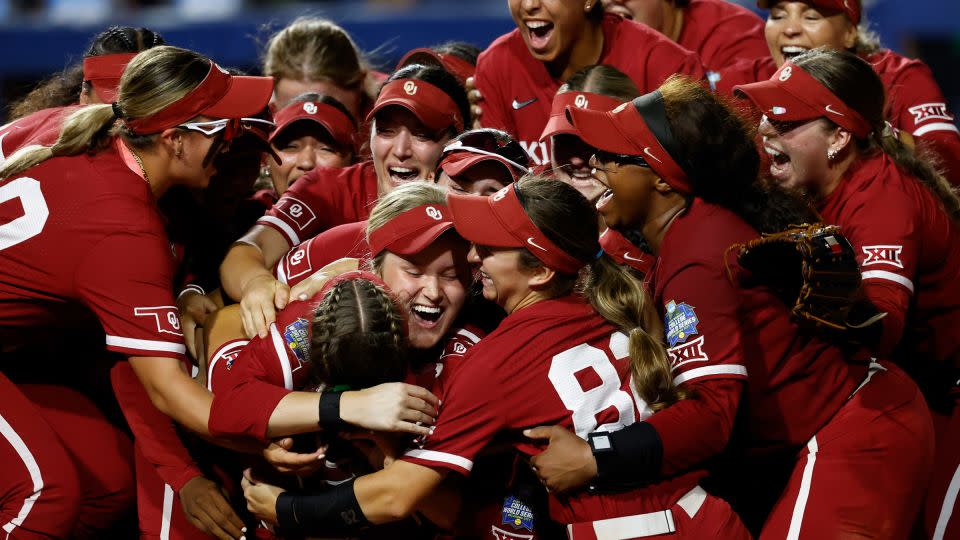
[105,335,185,354]
[455,328,481,344]
[275,259,288,285]
[913,122,960,137]
[861,270,915,293]
[403,449,474,472]
[0,412,43,536]
[268,324,294,390]
[257,215,301,246]
[206,339,250,392]
[672,364,748,386]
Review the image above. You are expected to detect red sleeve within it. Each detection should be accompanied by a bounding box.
[75,232,186,359]
[207,325,295,440]
[256,170,328,247]
[885,60,960,185]
[645,378,743,476]
[274,223,369,287]
[474,44,517,137]
[658,262,750,386]
[110,362,202,492]
[637,32,705,91]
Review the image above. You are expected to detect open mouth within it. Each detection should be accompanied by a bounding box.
[780,46,809,62]
[388,166,420,184]
[411,304,443,327]
[605,5,633,19]
[570,169,600,187]
[596,189,614,211]
[764,144,792,180]
[526,20,555,52]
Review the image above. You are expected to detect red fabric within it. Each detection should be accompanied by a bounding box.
[651,198,862,450]
[759,362,933,539]
[540,91,624,141]
[0,105,79,159]
[256,161,378,247]
[925,405,960,539]
[679,0,769,72]
[0,143,185,359]
[402,296,703,525]
[868,49,960,187]
[599,229,654,276]
[818,152,960,368]
[711,56,776,97]
[0,374,81,538]
[269,99,356,149]
[132,446,216,540]
[474,14,705,166]
[82,53,136,103]
[367,79,464,133]
[368,204,454,257]
[274,221,370,287]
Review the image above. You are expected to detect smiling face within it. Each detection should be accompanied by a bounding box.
[269,123,352,194]
[436,161,512,196]
[758,115,834,192]
[765,1,857,67]
[379,233,471,349]
[371,107,451,195]
[590,154,658,230]
[551,134,606,203]
[509,0,592,63]
[468,244,537,314]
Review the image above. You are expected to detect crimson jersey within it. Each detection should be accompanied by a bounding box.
[0,106,77,161]
[0,140,185,359]
[818,153,960,372]
[652,198,864,450]
[275,221,370,286]
[257,161,378,248]
[403,296,715,524]
[677,0,768,72]
[475,14,705,166]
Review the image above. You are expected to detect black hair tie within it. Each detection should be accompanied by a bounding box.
[111,102,124,119]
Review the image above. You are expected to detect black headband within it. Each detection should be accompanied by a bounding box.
[631,90,684,173]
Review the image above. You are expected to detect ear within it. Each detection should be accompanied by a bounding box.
[157,128,181,156]
[652,175,674,194]
[828,127,853,156]
[526,263,557,290]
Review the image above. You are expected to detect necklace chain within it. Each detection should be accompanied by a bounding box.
[129,148,150,185]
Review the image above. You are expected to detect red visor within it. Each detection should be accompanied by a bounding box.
[368,204,457,256]
[757,0,860,24]
[599,229,654,275]
[447,185,585,274]
[124,61,273,135]
[439,152,522,183]
[83,53,136,103]
[397,48,476,85]
[734,61,872,138]
[366,79,463,133]
[270,100,356,149]
[540,91,624,142]
[566,95,692,194]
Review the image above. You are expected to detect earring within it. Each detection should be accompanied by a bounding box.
[260,165,271,178]
[827,148,837,161]
[175,138,183,158]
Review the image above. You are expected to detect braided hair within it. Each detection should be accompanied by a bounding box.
[309,278,407,389]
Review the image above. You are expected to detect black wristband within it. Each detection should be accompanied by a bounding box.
[318,392,345,428]
[276,479,369,535]
[589,422,662,492]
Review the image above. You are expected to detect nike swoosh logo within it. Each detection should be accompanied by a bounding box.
[825,104,845,117]
[512,98,537,110]
[623,252,643,262]
[643,147,663,163]
[0,130,9,162]
[527,237,547,251]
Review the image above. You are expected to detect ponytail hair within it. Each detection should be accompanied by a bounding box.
[309,277,407,389]
[793,49,960,221]
[1,46,213,183]
[515,176,685,410]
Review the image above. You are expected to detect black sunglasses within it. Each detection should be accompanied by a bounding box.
[592,149,650,169]
[442,129,532,173]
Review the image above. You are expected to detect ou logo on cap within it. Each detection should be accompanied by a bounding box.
[492,186,510,201]
[403,81,418,95]
[425,206,443,221]
[574,94,588,109]
[778,66,793,82]
[303,102,318,115]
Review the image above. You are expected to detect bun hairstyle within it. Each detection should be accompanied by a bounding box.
[8,26,165,120]
[514,176,685,411]
[559,64,640,101]
[655,75,818,232]
[309,277,407,389]
[0,46,213,182]
[793,49,960,221]
[382,64,471,137]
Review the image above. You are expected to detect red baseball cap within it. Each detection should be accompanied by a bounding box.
[366,78,464,133]
[82,53,136,103]
[734,61,872,138]
[397,48,476,85]
[540,91,625,142]
[565,91,692,194]
[757,0,860,24]
[368,204,458,256]
[125,60,274,135]
[447,184,585,274]
[269,99,356,150]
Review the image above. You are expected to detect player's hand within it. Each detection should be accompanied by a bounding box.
[525,425,596,494]
[239,274,289,339]
[179,475,246,540]
[178,290,218,361]
[340,383,439,435]
[465,76,483,129]
[262,437,326,476]
[287,257,361,303]
[241,468,284,526]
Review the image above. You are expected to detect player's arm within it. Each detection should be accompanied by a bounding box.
[220,225,292,338]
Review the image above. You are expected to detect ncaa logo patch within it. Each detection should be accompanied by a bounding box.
[403,81,418,95]
[778,66,792,81]
[284,318,311,363]
[862,245,904,268]
[135,306,183,336]
[574,94,588,109]
[303,102,318,115]
[425,206,443,221]
[500,496,534,531]
[668,336,709,369]
[664,300,699,347]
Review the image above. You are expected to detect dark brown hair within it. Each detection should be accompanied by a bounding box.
[559,64,640,101]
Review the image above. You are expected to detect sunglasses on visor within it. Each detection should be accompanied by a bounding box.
[441,130,532,174]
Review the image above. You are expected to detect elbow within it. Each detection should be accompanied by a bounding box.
[380,491,418,523]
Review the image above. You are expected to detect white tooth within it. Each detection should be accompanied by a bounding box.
[527,21,550,29]
[781,46,808,54]
[413,305,441,314]
[390,167,414,173]
[764,147,783,157]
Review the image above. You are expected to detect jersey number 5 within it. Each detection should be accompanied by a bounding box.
[548,332,650,439]
[0,177,48,251]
